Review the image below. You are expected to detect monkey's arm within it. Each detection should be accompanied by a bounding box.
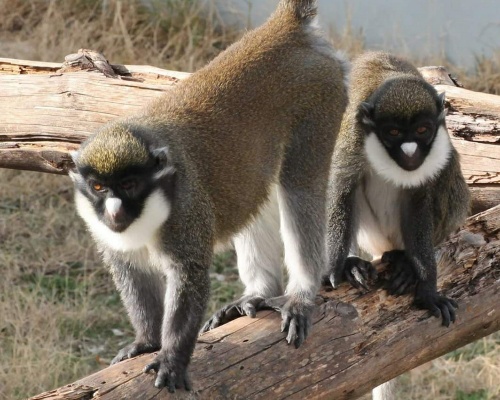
[145,260,210,391]
[326,136,369,289]
[107,257,165,364]
[401,191,458,327]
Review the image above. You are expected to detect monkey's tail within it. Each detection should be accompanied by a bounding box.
[277,0,317,23]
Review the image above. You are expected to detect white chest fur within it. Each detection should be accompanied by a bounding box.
[355,171,404,257]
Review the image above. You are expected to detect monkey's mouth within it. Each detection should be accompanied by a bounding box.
[103,214,133,233]
[399,150,423,171]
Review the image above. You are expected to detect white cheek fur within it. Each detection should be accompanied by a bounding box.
[364,126,452,188]
[74,189,170,252]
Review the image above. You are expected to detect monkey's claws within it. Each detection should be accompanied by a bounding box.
[111,341,161,365]
[382,250,417,296]
[264,295,313,348]
[201,295,266,333]
[342,256,377,291]
[144,353,191,392]
[415,285,458,327]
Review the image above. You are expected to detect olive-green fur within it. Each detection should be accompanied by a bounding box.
[374,77,438,120]
[78,124,149,175]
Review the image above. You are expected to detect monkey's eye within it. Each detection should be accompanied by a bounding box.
[389,129,400,136]
[416,126,428,134]
[119,179,136,191]
[91,181,106,192]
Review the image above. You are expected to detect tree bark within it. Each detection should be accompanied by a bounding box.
[1,57,499,212]
[29,205,500,400]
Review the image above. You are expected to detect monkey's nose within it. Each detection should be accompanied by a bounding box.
[105,197,123,218]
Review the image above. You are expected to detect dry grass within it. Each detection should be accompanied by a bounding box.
[0,0,240,72]
[0,1,499,399]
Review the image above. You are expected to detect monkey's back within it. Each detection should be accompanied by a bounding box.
[148,8,348,241]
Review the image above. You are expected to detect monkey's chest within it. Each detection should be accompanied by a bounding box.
[355,172,404,257]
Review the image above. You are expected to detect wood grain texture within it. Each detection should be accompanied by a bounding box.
[28,205,500,400]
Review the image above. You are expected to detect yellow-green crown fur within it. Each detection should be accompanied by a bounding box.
[78,123,149,175]
[375,76,438,120]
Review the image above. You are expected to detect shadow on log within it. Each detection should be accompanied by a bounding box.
[28,205,500,399]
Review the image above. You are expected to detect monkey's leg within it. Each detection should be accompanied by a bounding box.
[108,259,165,364]
[145,261,210,391]
[381,249,417,295]
[262,182,326,348]
[402,193,458,327]
[201,194,283,332]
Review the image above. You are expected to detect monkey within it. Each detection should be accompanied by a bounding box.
[326,51,470,328]
[69,0,347,392]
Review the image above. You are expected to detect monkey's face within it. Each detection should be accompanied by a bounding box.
[73,167,156,233]
[359,78,452,188]
[69,125,175,252]
[367,114,438,172]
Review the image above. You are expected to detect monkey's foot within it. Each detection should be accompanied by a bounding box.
[111,341,161,365]
[382,250,417,295]
[342,256,377,291]
[200,295,266,333]
[144,352,191,392]
[264,295,313,348]
[415,285,458,327]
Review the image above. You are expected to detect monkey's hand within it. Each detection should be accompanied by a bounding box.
[144,351,192,392]
[340,256,377,291]
[200,295,266,333]
[263,295,313,348]
[414,284,458,327]
[111,341,161,365]
[382,250,418,296]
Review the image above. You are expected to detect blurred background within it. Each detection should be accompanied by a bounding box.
[0,1,499,399]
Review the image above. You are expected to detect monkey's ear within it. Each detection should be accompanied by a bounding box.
[68,151,80,182]
[437,92,447,122]
[152,146,175,180]
[357,102,375,130]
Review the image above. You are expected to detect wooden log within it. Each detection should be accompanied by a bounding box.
[1,56,499,212]
[28,205,500,400]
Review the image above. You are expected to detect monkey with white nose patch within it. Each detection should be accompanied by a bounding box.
[326,51,470,327]
[70,0,348,392]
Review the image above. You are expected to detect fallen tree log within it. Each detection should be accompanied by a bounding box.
[1,54,499,213]
[29,205,500,400]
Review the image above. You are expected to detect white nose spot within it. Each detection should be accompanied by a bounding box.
[105,197,122,216]
[401,142,418,157]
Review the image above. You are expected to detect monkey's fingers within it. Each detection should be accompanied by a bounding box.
[200,296,265,333]
[281,311,292,333]
[388,270,415,296]
[328,271,343,289]
[286,317,298,345]
[285,315,309,348]
[438,297,458,327]
[345,267,362,289]
[144,360,190,392]
[111,341,160,365]
[414,294,458,327]
[343,257,377,291]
